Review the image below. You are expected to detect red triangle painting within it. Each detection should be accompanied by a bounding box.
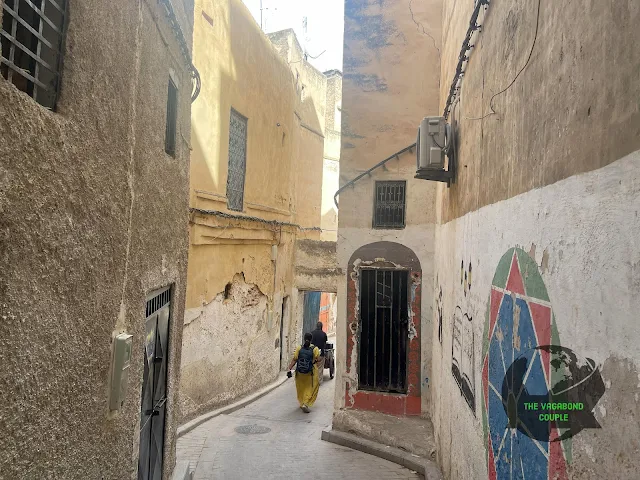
[549,425,569,480]
[489,288,503,341]
[529,302,552,385]
[506,252,525,295]
[487,433,497,480]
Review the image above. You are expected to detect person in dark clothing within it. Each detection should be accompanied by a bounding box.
[311,322,328,384]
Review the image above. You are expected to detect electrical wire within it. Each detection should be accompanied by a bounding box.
[465,0,542,121]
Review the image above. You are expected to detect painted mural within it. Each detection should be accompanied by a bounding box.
[481,248,571,480]
[450,259,476,413]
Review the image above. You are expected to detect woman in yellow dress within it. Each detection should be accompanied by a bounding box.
[287,332,322,413]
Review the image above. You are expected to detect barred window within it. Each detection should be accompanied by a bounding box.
[165,78,178,157]
[373,181,406,229]
[1,0,67,109]
[226,108,247,212]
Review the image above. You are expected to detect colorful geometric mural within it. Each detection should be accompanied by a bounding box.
[481,248,571,480]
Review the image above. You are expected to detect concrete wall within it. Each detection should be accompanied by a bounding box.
[179,0,333,423]
[0,0,193,478]
[432,0,640,478]
[335,0,442,416]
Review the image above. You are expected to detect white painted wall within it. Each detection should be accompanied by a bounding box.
[431,149,640,479]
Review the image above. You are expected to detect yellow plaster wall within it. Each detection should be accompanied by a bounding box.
[191,0,296,219]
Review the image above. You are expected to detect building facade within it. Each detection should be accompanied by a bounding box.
[335,0,640,479]
[432,0,640,479]
[0,0,194,479]
[334,0,442,417]
[179,1,340,425]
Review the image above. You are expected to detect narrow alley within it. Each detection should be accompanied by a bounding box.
[1,0,639,479]
[176,338,422,480]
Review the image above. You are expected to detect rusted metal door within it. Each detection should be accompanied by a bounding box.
[358,269,409,393]
[138,287,171,480]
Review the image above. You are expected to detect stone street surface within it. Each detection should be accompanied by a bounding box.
[176,353,423,479]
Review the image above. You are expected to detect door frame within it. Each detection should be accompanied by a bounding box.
[138,285,173,480]
[345,241,422,416]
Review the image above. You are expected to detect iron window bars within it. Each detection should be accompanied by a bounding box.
[1,0,67,109]
[226,108,248,212]
[373,180,406,229]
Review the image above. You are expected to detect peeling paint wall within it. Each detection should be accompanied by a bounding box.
[180,0,335,424]
[180,273,274,418]
[431,151,640,479]
[335,0,443,418]
[433,0,640,478]
[0,0,193,478]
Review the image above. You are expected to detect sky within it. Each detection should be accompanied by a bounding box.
[241,0,345,73]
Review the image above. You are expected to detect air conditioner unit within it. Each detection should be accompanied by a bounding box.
[415,116,455,185]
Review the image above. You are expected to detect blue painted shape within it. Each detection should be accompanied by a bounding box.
[494,431,511,479]
[489,378,508,461]
[512,428,548,480]
[521,349,549,398]
[498,294,515,373]
[303,292,321,337]
[514,298,536,357]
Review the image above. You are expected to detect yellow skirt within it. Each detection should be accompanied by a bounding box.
[295,365,320,407]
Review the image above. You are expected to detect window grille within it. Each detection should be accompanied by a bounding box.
[373,181,406,229]
[226,108,248,212]
[164,78,178,157]
[146,287,171,318]
[1,0,67,109]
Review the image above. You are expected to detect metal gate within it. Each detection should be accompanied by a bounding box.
[358,269,409,393]
[302,291,321,338]
[138,287,171,480]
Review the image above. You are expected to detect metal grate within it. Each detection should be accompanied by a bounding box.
[164,78,178,157]
[1,0,67,109]
[234,424,271,435]
[358,269,408,393]
[373,181,406,229]
[146,287,171,318]
[226,108,248,212]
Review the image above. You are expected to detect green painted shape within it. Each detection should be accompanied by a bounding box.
[515,248,550,301]
[491,247,514,289]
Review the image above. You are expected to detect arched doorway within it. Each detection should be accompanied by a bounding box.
[345,241,422,416]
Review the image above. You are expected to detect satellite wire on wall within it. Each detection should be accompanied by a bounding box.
[465,0,542,121]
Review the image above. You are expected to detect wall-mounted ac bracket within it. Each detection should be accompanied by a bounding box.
[414,168,454,187]
[414,116,457,188]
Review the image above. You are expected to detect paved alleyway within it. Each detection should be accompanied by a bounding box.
[176,349,423,479]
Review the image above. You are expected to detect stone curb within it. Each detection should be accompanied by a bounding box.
[170,460,193,480]
[321,429,443,480]
[177,373,289,438]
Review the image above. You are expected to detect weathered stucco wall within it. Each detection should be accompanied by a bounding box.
[0,0,192,478]
[180,1,332,424]
[433,0,640,479]
[438,0,640,223]
[294,239,340,293]
[431,150,640,479]
[335,0,443,418]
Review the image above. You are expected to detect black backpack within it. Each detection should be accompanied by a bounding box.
[296,345,314,374]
